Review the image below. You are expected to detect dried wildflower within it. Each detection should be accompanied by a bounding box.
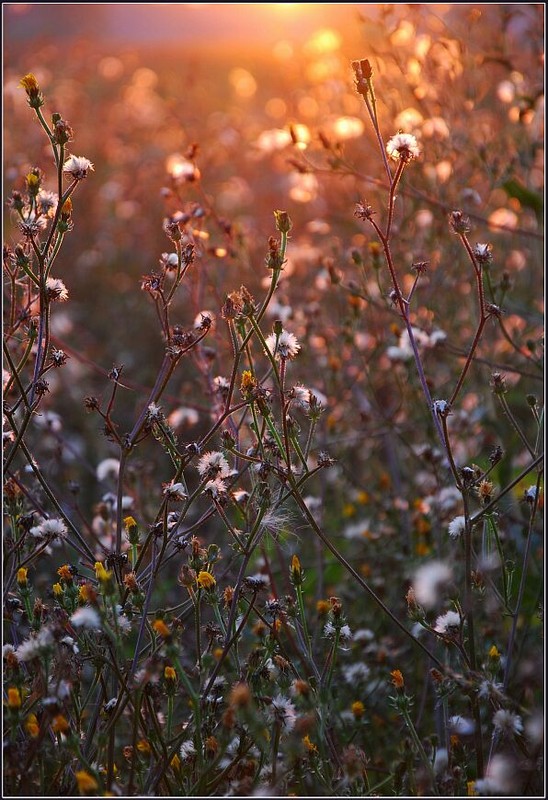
[386,132,420,162]
[448,515,466,539]
[203,476,227,499]
[448,210,471,234]
[62,155,94,181]
[163,481,188,501]
[197,451,231,480]
[51,348,68,367]
[434,610,462,635]
[474,242,493,264]
[490,372,507,394]
[477,479,494,505]
[70,607,100,630]
[20,73,43,107]
[274,210,292,233]
[354,201,376,224]
[52,115,74,146]
[269,694,297,732]
[194,310,214,331]
[351,58,373,97]
[29,517,67,545]
[265,328,301,361]
[45,277,69,302]
[16,627,54,661]
[229,682,251,708]
[493,709,524,737]
[180,740,197,761]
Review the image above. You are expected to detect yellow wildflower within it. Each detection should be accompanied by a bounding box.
[302,734,318,753]
[57,564,73,582]
[390,669,404,689]
[51,714,70,733]
[25,713,40,737]
[52,583,64,597]
[351,700,365,719]
[7,687,21,709]
[197,570,216,590]
[75,770,98,795]
[152,619,171,639]
[16,567,28,587]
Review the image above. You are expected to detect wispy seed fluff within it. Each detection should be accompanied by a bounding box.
[412,561,453,609]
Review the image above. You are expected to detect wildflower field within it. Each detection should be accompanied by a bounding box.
[2,4,544,797]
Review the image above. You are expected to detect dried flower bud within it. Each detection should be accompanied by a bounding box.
[274,210,292,234]
[448,210,471,235]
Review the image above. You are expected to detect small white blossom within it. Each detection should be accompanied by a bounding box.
[448,515,466,539]
[70,607,101,630]
[2,644,16,659]
[63,155,94,180]
[434,610,462,635]
[265,329,301,361]
[269,695,297,732]
[386,132,420,162]
[492,708,524,737]
[197,451,230,480]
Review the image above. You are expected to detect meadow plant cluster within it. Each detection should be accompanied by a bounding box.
[3,6,544,797]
